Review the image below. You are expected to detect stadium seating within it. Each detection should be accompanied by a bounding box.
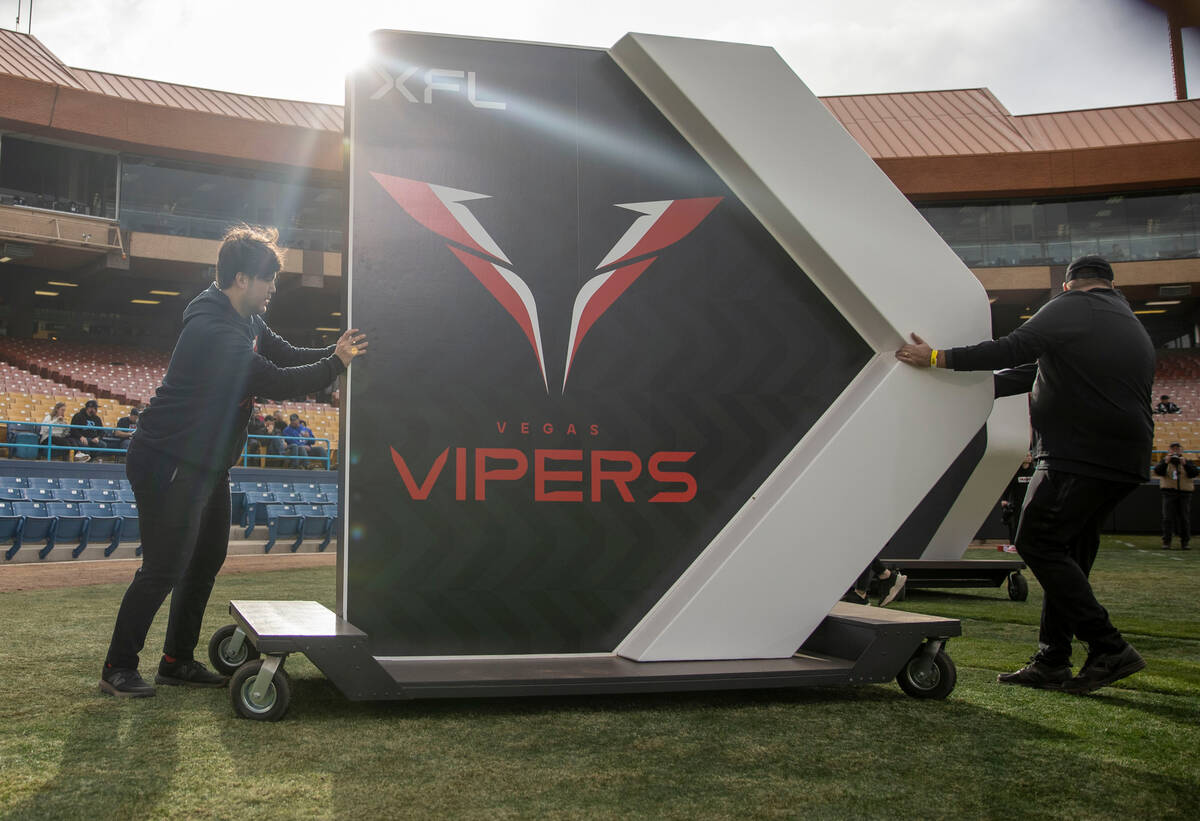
[263,504,304,554]
[1153,351,1200,451]
[0,471,337,561]
[80,502,122,556]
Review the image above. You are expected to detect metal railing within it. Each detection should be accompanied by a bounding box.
[240,434,332,470]
[0,421,332,469]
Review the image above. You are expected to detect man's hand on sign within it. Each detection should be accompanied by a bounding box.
[896,333,935,368]
[335,329,369,367]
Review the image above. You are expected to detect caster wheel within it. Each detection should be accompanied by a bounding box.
[230,659,291,721]
[208,624,260,676]
[1007,571,1029,602]
[897,647,957,700]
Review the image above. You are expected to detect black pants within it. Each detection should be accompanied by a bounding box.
[104,441,231,669]
[1160,490,1192,547]
[1014,469,1133,666]
[855,558,886,592]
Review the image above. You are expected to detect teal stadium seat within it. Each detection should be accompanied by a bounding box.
[0,500,23,560]
[47,502,90,558]
[80,502,122,557]
[263,504,302,554]
[13,501,56,560]
[112,503,140,555]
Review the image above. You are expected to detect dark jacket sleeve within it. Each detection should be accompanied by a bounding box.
[1187,461,1199,479]
[245,351,345,401]
[212,323,345,401]
[945,295,1087,372]
[257,321,337,367]
[1154,459,1168,477]
[993,364,1037,398]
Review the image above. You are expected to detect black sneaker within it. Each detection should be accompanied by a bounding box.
[840,590,870,606]
[997,655,1071,689]
[99,667,156,698]
[155,658,229,688]
[1062,644,1146,695]
[878,572,907,607]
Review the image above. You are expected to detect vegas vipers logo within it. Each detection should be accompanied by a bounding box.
[370,173,720,393]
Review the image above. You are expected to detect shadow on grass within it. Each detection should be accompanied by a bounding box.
[212,676,1199,818]
[4,698,180,820]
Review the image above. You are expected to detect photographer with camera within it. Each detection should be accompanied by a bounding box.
[1154,442,1197,551]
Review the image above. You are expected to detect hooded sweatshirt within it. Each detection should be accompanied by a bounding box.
[135,283,345,469]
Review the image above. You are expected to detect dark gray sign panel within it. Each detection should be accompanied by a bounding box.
[345,31,870,656]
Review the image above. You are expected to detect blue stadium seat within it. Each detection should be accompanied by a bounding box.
[80,502,122,557]
[47,502,90,558]
[27,487,56,502]
[243,492,276,537]
[0,477,29,488]
[267,482,293,494]
[59,488,88,502]
[237,481,269,494]
[92,478,123,491]
[27,477,60,489]
[298,492,329,503]
[229,488,246,526]
[86,488,118,502]
[319,483,337,495]
[0,500,23,560]
[13,502,57,559]
[112,503,140,555]
[263,504,303,554]
[297,503,335,552]
[0,487,26,501]
[10,431,41,460]
[117,489,137,503]
[61,477,91,490]
[291,482,321,495]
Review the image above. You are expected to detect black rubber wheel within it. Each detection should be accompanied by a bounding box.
[1007,571,1029,602]
[897,648,957,700]
[230,659,291,721]
[208,624,261,676]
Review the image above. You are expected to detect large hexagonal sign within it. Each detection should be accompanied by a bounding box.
[341,31,993,661]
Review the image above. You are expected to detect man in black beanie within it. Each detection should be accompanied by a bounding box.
[895,254,1152,694]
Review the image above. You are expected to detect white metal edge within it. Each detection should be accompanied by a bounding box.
[610,33,993,660]
[919,394,1030,560]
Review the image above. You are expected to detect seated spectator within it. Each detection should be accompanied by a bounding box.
[281,413,312,468]
[39,401,77,461]
[246,405,268,458]
[69,399,104,461]
[114,406,140,453]
[298,418,327,468]
[267,416,290,466]
[1155,395,1181,414]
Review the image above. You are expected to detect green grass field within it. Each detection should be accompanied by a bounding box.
[1,537,1197,820]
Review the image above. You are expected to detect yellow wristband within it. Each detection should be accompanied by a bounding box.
[930,349,939,368]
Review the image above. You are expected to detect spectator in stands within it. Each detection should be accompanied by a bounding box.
[100,224,368,698]
[1154,442,1196,551]
[282,413,312,468]
[1154,394,1181,414]
[69,399,104,461]
[114,407,140,451]
[245,405,269,460]
[298,418,327,468]
[39,401,78,461]
[896,254,1152,695]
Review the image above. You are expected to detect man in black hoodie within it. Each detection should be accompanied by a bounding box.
[100,225,368,698]
[896,255,1152,695]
